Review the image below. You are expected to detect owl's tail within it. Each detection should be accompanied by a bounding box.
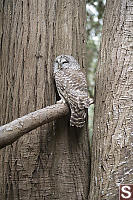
[69,97,93,128]
[70,109,86,128]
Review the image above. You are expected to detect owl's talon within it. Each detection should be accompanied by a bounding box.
[56,99,65,104]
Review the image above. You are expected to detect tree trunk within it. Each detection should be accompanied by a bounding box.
[89,0,133,199]
[0,0,90,200]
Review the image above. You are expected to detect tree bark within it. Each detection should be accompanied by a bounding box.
[0,0,90,200]
[89,0,133,199]
[0,103,69,149]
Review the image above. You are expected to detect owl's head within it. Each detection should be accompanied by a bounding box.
[53,55,80,74]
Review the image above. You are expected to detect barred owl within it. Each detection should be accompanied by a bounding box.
[53,55,93,128]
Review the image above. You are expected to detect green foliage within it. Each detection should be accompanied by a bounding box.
[86,0,105,96]
[86,0,105,138]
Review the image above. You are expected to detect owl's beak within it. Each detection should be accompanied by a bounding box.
[58,63,62,69]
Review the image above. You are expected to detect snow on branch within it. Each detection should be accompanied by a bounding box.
[0,103,69,149]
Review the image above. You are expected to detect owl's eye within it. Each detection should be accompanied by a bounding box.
[62,61,68,64]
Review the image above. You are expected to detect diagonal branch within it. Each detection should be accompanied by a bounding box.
[0,103,69,149]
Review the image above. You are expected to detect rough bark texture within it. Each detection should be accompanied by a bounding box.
[0,0,90,200]
[0,103,69,149]
[89,0,133,199]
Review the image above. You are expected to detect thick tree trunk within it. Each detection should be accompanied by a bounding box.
[89,0,133,199]
[0,0,90,200]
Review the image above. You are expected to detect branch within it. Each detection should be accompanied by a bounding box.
[0,103,69,149]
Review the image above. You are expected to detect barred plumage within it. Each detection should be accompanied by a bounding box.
[53,55,92,128]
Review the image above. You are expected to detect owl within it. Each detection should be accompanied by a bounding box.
[53,55,93,128]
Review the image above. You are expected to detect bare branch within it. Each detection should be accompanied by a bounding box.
[0,103,69,149]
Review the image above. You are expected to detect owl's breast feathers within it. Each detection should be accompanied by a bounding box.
[54,68,91,127]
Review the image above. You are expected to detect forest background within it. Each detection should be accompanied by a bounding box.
[86,0,105,139]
